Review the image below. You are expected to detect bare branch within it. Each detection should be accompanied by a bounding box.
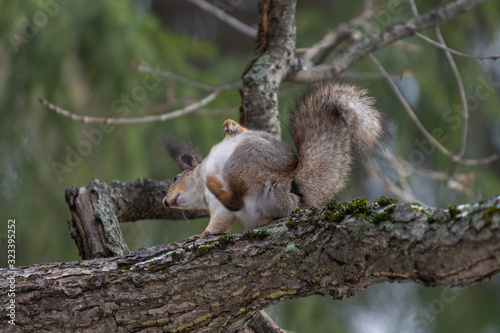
[407,0,419,16]
[39,82,239,124]
[416,32,500,60]
[367,159,417,203]
[459,154,499,165]
[65,178,208,259]
[433,27,469,173]
[447,178,474,196]
[240,0,297,138]
[186,0,257,38]
[339,71,408,80]
[3,194,500,331]
[409,0,497,63]
[193,107,239,116]
[312,30,359,66]
[408,0,470,169]
[368,53,456,160]
[135,60,214,91]
[397,157,452,181]
[369,54,498,169]
[288,0,492,83]
[301,0,373,66]
[393,155,493,196]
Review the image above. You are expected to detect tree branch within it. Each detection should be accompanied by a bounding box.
[416,32,500,60]
[239,0,297,138]
[186,0,257,38]
[2,195,499,331]
[135,60,215,92]
[287,0,492,83]
[300,0,373,67]
[408,0,471,176]
[434,25,470,178]
[18,1,500,332]
[38,82,239,124]
[368,53,456,160]
[65,178,208,259]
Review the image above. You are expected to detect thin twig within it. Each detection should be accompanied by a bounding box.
[446,178,473,196]
[369,53,457,160]
[367,159,417,203]
[390,156,415,197]
[397,156,449,180]
[434,27,469,171]
[302,0,373,66]
[339,71,408,80]
[416,32,500,60]
[391,152,473,196]
[410,0,489,175]
[135,60,214,92]
[393,40,423,54]
[409,0,496,61]
[459,154,498,165]
[408,0,419,16]
[313,30,359,66]
[186,0,257,38]
[39,82,240,124]
[288,0,492,83]
[371,52,497,167]
[394,152,496,195]
[193,107,238,116]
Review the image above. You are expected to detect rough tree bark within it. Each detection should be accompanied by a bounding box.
[239,0,297,139]
[65,178,208,259]
[2,0,497,332]
[1,193,499,332]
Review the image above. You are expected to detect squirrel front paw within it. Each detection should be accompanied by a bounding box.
[223,119,247,139]
[188,229,217,239]
[188,230,211,239]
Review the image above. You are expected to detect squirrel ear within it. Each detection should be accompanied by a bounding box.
[177,152,201,170]
[163,134,203,171]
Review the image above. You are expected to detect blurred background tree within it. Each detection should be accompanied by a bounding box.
[0,0,499,332]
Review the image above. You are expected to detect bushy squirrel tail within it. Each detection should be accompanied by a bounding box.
[290,83,385,206]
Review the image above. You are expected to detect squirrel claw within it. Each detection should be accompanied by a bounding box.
[188,233,203,240]
[188,230,213,239]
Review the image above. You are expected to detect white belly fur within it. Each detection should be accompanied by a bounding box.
[202,135,243,178]
[236,192,266,229]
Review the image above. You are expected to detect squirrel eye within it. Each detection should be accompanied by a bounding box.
[173,175,180,183]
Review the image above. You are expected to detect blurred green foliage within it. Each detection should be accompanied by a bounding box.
[0,0,245,266]
[0,0,499,332]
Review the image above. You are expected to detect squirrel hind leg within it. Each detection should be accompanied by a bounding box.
[222,119,247,139]
[206,173,246,211]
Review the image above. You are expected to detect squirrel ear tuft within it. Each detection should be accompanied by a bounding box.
[178,153,201,169]
[163,134,203,170]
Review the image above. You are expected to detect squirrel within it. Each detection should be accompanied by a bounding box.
[163,83,385,237]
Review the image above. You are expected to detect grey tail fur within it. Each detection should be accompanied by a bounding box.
[289,82,384,206]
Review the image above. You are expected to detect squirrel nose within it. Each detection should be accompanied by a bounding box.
[163,197,169,207]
